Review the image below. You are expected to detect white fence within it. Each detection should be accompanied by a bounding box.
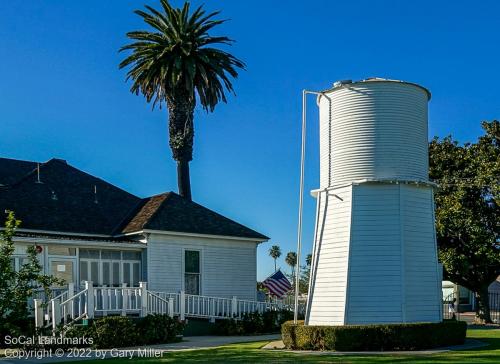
[35,281,287,331]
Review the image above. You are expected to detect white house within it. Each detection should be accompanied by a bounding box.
[0,157,268,303]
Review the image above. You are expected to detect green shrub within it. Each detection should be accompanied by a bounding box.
[136,314,184,345]
[262,309,294,333]
[0,318,35,348]
[64,314,184,349]
[91,316,138,349]
[241,312,264,334]
[282,320,467,351]
[213,319,244,335]
[214,309,298,335]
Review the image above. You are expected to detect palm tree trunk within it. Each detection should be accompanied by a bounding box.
[167,89,195,201]
[274,259,277,272]
[177,160,192,201]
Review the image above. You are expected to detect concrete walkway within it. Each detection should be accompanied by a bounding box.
[0,334,280,364]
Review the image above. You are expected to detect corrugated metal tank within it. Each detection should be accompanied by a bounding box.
[318,79,431,188]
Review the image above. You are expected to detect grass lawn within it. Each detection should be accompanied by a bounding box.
[102,328,499,363]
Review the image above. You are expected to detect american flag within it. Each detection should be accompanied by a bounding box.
[263,269,292,298]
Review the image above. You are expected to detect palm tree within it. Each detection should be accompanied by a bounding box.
[285,251,297,277]
[305,253,312,267]
[268,245,281,272]
[119,1,245,200]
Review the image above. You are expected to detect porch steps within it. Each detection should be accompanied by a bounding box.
[35,281,288,331]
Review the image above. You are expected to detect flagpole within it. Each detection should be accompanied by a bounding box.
[294,90,308,324]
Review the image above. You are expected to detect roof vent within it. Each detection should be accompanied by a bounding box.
[333,79,353,88]
[35,163,43,184]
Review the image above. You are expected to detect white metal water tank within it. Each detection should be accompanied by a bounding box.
[318,78,431,188]
[306,78,441,326]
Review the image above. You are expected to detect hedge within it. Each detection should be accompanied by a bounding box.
[64,315,184,349]
[213,309,296,335]
[282,320,467,351]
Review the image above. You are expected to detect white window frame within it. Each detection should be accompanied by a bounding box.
[182,248,203,295]
[78,249,142,287]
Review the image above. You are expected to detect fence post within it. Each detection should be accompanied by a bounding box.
[454,284,460,321]
[122,283,128,316]
[179,291,185,321]
[85,281,94,319]
[139,282,148,317]
[68,282,75,297]
[231,296,238,318]
[67,282,75,319]
[51,299,61,333]
[210,299,216,323]
[34,299,43,328]
[168,299,174,318]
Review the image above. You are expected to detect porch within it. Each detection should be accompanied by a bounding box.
[34,281,289,331]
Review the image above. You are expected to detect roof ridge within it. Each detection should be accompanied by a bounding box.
[110,197,148,235]
[8,159,49,187]
[53,160,140,199]
[183,196,265,233]
[0,156,39,164]
[9,158,140,200]
[140,193,171,231]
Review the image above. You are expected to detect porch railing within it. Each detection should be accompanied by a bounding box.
[35,281,293,331]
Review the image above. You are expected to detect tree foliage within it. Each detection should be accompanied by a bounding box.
[298,253,312,294]
[119,0,245,200]
[429,120,500,323]
[285,252,297,274]
[0,211,62,335]
[268,245,281,272]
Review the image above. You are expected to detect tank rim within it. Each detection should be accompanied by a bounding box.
[319,78,431,101]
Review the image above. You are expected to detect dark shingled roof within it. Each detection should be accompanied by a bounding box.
[0,158,38,186]
[0,157,141,235]
[120,193,269,240]
[0,157,268,241]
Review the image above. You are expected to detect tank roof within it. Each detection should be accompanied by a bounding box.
[323,77,431,100]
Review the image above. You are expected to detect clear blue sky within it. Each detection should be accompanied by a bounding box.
[1,1,499,280]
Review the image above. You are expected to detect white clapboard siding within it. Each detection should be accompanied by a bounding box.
[147,234,258,300]
[344,183,440,324]
[402,185,441,322]
[318,81,429,188]
[307,186,352,325]
[346,184,403,324]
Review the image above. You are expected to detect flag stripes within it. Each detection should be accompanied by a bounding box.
[263,270,292,297]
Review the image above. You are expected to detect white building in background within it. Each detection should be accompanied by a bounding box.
[306,78,442,325]
[0,157,268,302]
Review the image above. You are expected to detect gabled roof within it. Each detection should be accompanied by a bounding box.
[0,157,141,236]
[0,157,268,241]
[120,192,269,240]
[0,157,38,186]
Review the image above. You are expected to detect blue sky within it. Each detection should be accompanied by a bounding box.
[1,1,499,280]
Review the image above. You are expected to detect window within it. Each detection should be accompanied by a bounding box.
[122,262,140,287]
[79,249,100,259]
[79,249,141,287]
[184,250,200,295]
[11,256,30,271]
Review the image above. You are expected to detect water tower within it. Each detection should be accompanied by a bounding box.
[305,78,442,325]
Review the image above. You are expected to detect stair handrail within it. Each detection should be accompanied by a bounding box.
[147,290,173,317]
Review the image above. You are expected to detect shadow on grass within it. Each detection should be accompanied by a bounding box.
[105,330,500,364]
